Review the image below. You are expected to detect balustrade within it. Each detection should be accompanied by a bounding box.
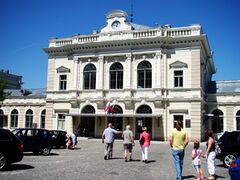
[50,26,200,47]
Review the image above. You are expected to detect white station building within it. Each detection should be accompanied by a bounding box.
[1,10,240,141]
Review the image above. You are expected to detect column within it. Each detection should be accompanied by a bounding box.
[97,56,104,90]
[125,54,132,89]
[155,52,162,88]
[73,57,79,90]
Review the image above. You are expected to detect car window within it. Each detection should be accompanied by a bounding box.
[15,131,24,138]
[0,131,11,141]
[26,129,34,137]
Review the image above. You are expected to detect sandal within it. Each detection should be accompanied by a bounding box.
[207,176,215,180]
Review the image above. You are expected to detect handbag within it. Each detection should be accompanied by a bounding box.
[139,135,144,145]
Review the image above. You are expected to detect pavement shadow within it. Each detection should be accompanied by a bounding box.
[23,152,59,156]
[182,175,197,179]
[215,174,226,179]
[3,164,34,171]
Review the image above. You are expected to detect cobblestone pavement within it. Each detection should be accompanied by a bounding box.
[0,138,229,180]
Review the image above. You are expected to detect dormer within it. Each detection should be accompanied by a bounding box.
[100,10,132,33]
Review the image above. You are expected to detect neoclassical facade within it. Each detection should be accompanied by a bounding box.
[1,10,240,141]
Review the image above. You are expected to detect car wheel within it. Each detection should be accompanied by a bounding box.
[223,153,237,167]
[42,147,51,156]
[0,153,7,170]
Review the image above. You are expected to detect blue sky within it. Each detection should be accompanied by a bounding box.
[1,0,240,88]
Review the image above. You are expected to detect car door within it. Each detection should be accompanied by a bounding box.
[24,129,35,152]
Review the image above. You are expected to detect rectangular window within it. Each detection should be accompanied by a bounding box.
[173,115,184,128]
[174,70,183,87]
[57,114,65,130]
[59,74,67,90]
[185,119,191,128]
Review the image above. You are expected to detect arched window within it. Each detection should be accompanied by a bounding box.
[0,109,3,128]
[25,109,33,128]
[11,109,18,128]
[212,109,224,133]
[137,61,152,88]
[82,105,95,114]
[137,105,152,114]
[110,63,123,89]
[108,105,123,131]
[236,110,240,130]
[81,105,95,137]
[41,110,46,128]
[83,64,96,89]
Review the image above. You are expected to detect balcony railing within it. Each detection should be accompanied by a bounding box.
[49,25,201,47]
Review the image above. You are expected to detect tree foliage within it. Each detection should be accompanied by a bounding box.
[0,79,10,102]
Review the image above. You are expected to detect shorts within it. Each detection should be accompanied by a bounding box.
[193,165,201,169]
[123,143,133,151]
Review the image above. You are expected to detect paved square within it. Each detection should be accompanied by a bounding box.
[0,139,229,180]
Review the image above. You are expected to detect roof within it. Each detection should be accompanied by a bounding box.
[207,81,240,93]
[4,88,46,98]
[130,22,152,30]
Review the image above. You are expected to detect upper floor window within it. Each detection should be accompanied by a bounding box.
[83,64,96,89]
[110,63,123,89]
[137,61,152,88]
[59,74,67,90]
[174,70,183,87]
[10,109,18,128]
[25,109,33,128]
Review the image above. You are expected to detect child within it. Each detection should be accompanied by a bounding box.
[192,141,204,180]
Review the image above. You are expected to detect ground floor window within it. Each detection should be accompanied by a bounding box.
[173,115,184,128]
[41,110,46,128]
[58,114,65,130]
[236,110,240,130]
[10,109,18,128]
[212,109,224,133]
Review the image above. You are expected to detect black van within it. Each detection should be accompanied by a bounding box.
[0,128,23,170]
[12,128,52,155]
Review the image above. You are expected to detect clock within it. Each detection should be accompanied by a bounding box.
[111,21,121,30]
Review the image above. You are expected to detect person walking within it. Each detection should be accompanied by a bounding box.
[169,120,189,180]
[102,123,121,160]
[192,141,204,180]
[203,129,216,180]
[122,125,134,162]
[139,127,151,163]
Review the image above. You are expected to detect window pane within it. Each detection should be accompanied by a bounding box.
[84,64,96,89]
[59,74,67,90]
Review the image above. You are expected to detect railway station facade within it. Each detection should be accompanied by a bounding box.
[1,10,240,141]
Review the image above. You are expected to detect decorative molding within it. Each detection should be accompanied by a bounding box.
[169,61,188,69]
[56,66,70,73]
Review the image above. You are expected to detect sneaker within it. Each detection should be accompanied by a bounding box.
[125,157,128,162]
[104,155,107,160]
[129,157,132,161]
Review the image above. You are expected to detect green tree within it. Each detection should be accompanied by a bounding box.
[0,79,10,102]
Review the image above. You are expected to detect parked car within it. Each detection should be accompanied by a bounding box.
[50,130,67,149]
[229,158,240,180]
[216,131,240,167]
[0,128,23,170]
[12,128,52,155]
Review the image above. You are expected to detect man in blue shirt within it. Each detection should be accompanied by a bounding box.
[102,123,121,160]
